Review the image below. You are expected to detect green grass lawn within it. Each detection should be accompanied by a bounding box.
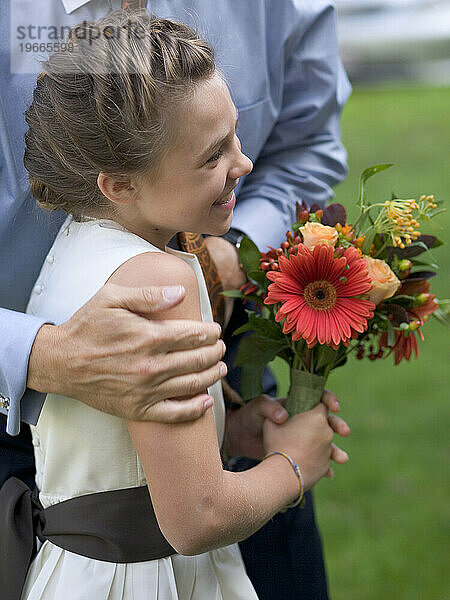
[272,86,450,600]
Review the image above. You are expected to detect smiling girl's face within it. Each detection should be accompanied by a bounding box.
[113,72,253,249]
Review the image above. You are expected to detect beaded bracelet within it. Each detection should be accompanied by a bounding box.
[263,451,305,510]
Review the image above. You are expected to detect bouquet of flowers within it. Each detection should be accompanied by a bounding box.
[225,165,448,416]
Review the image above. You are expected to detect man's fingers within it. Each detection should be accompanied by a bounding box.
[330,443,349,465]
[327,414,351,437]
[148,319,222,353]
[156,361,227,400]
[156,339,226,380]
[255,395,288,423]
[103,283,187,313]
[143,394,214,423]
[321,389,340,413]
[98,284,223,348]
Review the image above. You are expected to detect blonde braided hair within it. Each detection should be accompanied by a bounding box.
[25,11,216,219]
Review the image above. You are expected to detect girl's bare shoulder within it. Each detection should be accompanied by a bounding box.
[108,250,201,318]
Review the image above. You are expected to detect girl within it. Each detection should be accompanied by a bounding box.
[20,11,348,599]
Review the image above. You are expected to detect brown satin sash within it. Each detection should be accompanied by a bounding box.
[0,477,175,600]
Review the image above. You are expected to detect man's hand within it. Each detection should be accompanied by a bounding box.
[27,283,227,423]
[223,390,350,462]
[223,395,288,460]
[204,236,247,328]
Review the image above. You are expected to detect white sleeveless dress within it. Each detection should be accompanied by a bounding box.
[23,215,258,600]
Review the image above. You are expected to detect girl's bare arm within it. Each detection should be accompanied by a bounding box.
[110,251,331,555]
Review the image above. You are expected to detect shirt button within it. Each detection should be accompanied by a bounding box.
[46,255,55,264]
[0,396,10,411]
[35,284,44,294]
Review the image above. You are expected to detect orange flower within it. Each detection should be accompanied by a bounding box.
[264,245,375,349]
[364,256,401,305]
[299,222,338,250]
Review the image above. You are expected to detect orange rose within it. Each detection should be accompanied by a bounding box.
[299,222,338,250]
[364,257,401,305]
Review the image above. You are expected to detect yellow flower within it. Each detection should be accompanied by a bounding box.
[299,222,338,250]
[364,257,401,305]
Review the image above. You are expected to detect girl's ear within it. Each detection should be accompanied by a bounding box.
[97,173,136,206]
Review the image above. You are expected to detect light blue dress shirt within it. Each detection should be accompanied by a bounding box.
[0,0,351,434]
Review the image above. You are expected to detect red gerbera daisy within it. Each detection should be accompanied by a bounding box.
[264,244,375,349]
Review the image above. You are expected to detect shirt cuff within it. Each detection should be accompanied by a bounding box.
[232,197,295,251]
[0,311,50,435]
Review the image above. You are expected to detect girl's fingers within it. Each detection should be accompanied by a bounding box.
[156,361,227,400]
[327,414,351,437]
[321,389,340,413]
[324,467,334,479]
[330,443,349,464]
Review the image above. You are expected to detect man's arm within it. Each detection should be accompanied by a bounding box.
[0,309,51,435]
[232,1,351,250]
[1,284,226,436]
[207,2,350,306]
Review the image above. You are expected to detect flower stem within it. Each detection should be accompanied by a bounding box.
[291,340,309,371]
[374,240,388,258]
[323,349,338,380]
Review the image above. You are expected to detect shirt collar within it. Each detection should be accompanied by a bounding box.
[61,0,92,14]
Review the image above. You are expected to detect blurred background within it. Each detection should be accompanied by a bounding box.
[272,2,449,597]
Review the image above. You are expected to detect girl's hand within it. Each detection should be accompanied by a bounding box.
[223,389,350,462]
[321,389,351,439]
[263,403,349,490]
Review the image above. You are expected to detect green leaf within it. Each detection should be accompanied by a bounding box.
[240,365,264,400]
[233,313,287,343]
[234,335,288,367]
[315,345,339,371]
[410,259,439,270]
[432,299,450,329]
[436,298,450,311]
[221,289,244,298]
[362,228,376,254]
[354,211,370,237]
[235,334,289,400]
[406,270,436,281]
[430,237,444,249]
[386,294,416,304]
[239,236,261,274]
[333,351,348,370]
[232,322,253,336]
[386,235,443,260]
[247,313,286,342]
[247,269,267,287]
[386,319,396,347]
[432,308,450,329]
[358,164,393,209]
